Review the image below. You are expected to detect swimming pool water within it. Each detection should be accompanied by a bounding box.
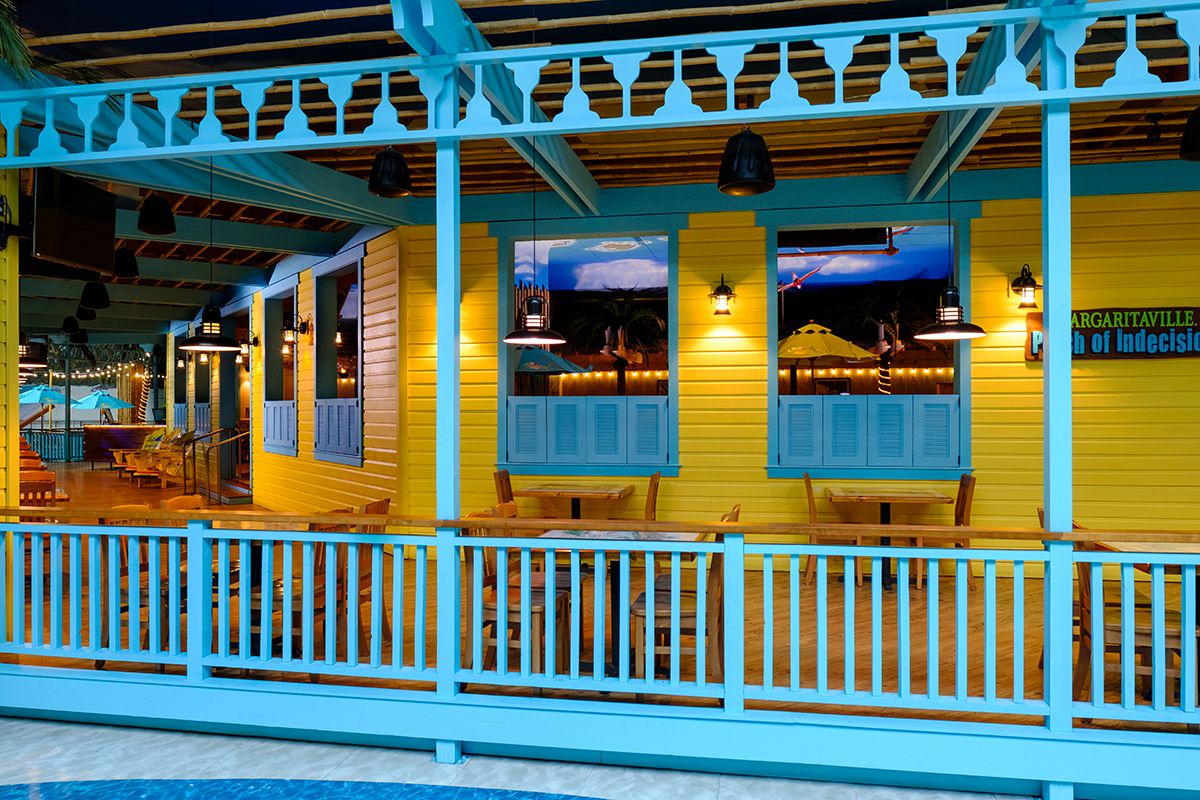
[0,780,602,800]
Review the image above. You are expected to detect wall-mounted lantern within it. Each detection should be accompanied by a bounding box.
[1010,264,1042,310]
[281,313,311,346]
[709,274,736,315]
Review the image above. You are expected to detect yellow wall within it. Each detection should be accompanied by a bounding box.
[245,195,1198,533]
[970,192,1200,530]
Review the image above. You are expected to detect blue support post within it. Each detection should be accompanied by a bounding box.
[185,520,213,682]
[1043,781,1074,800]
[1043,540,1074,733]
[431,64,465,764]
[722,533,745,714]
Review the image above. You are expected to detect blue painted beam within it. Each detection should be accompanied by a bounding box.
[905,0,1043,201]
[36,332,166,346]
[115,209,349,255]
[392,0,601,216]
[27,299,194,322]
[134,258,269,287]
[1,67,425,227]
[20,312,171,333]
[20,277,212,306]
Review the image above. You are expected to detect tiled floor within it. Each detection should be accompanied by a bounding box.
[0,718,1020,799]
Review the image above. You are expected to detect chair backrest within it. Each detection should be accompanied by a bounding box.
[643,471,661,521]
[954,474,976,527]
[721,504,741,524]
[103,503,151,525]
[802,472,818,523]
[494,469,514,504]
[358,497,391,534]
[163,494,205,511]
[19,479,55,507]
[495,500,519,519]
[1036,507,1084,531]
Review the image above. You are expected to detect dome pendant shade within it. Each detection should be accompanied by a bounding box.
[177,304,241,353]
[113,247,139,278]
[80,281,110,310]
[61,315,80,334]
[1181,107,1200,160]
[368,147,414,198]
[137,192,176,235]
[75,304,97,322]
[914,285,988,341]
[718,128,776,196]
[504,295,566,346]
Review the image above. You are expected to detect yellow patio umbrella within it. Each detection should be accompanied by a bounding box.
[778,322,876,394]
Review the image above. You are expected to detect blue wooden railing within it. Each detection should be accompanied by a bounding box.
[1,1,1198,168]
[172,403,188,431]
[2,513,1198,800]
[22,429,83,462]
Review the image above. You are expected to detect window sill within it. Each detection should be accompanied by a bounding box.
[264,443,298,457]
[499,463,679,478]
[767,466,972,481]
[315,450,363,467]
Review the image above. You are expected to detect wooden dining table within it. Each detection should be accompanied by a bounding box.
[826,487,954,589]
[539,528,703,673]
[514,482,635,519]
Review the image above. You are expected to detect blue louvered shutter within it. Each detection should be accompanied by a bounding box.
[913,395,960,467]
[507,397,546,463]
[547,398,586,463]
[867,395,912,467]
[778,396,822,467]
[822,396,867,466]
[586,397,627,464]
[628,396,668,465]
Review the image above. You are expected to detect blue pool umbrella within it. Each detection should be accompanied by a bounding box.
[72,390,134,410]
[18,385,69,405]
[514,346,587,375]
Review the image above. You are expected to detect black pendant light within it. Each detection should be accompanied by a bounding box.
[61,315,80,334]
[178,304,241,352]
[80,280,110,310]
[718,127,775,196]
[1181,107,1200,160]
[137,192,176,235]
[113,247,139,278]
[75,304,97,322]
[504,295,566,345]
[368,147,414,198]
[69,329,88,345]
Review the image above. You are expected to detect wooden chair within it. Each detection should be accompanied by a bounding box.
[494,469,515,505]
[324,498,395,661]
[802,473,864,586]
[19,477,56,514]
[471,506,570,676]
[643,472,661,521]
[913,474,976,590]
[163,494,206,512]
[94,504,162,668]
[631,507,738,684]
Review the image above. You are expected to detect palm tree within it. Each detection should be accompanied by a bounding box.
[0,0,31,80]
[568,289,667,395]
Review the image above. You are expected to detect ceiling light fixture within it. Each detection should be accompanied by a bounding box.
[137,192,176,236]
[368,147,414,198]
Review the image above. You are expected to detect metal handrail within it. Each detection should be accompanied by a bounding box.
[198,429,252,503]
[183,427,236,494]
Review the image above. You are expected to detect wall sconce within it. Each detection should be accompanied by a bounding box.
[281,342,292,357]
[198,352,209,365]
[504,295,566,345]
[1010,264,1042,310]
[281,314,311,345]
[235,335,259,366]
[176,356,186,369]
[709,274,736,315]
[335,329,344,347]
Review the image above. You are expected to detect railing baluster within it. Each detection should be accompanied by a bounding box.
[30,532,43,648]
[239,538,251,660]
[415,545,427,670]
[1121,562,1134,709]
[927,559,939,699]
[87,532,99,649]
[301,541,314,664]
[844,554,855,695]
[394,542,406,668]
[1012,560,1024,703]
[569,549,580,679]
[669,550,681,686]
[127,533,139,653]
[497,546,508,675]
[168,536,181,656]
[106,534,118,650]
[817,555,828,695]
[789,553,800,692]
[519,547,531,677]
[618,550,630,683]
[347,541,359,665]
[70,533,82,650]
[593,548,606,680]
[696,551,707,687]
[13,532,24,646]
[898,557,910,698]
[762,552,773,690]
[217,538,230,658]
[282,541,293,662]
[870,555,882,696]
[261,539,274,662]
[470,546,482,671]
[0,531,6,644]
[984,559,996,703]
[50,533,63,650]
[1091,561,1104,707]
[643,551,653,684]
[955,558,968,702]
[147,535,160,654]
[325,538,337,665]
[371,543,383,668]
[1150,563,1166,711]
[545,547,557,678]
[1182,564,1197,713]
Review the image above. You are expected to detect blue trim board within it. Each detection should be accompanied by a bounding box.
[263,443,298,458]
[0,780,600,800]
[767,467,971,481]
[500,463,680,478]
[3,667,1199,800]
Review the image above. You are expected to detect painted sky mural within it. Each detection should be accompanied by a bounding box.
[515,235,670,290]
[777,225,952,286]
